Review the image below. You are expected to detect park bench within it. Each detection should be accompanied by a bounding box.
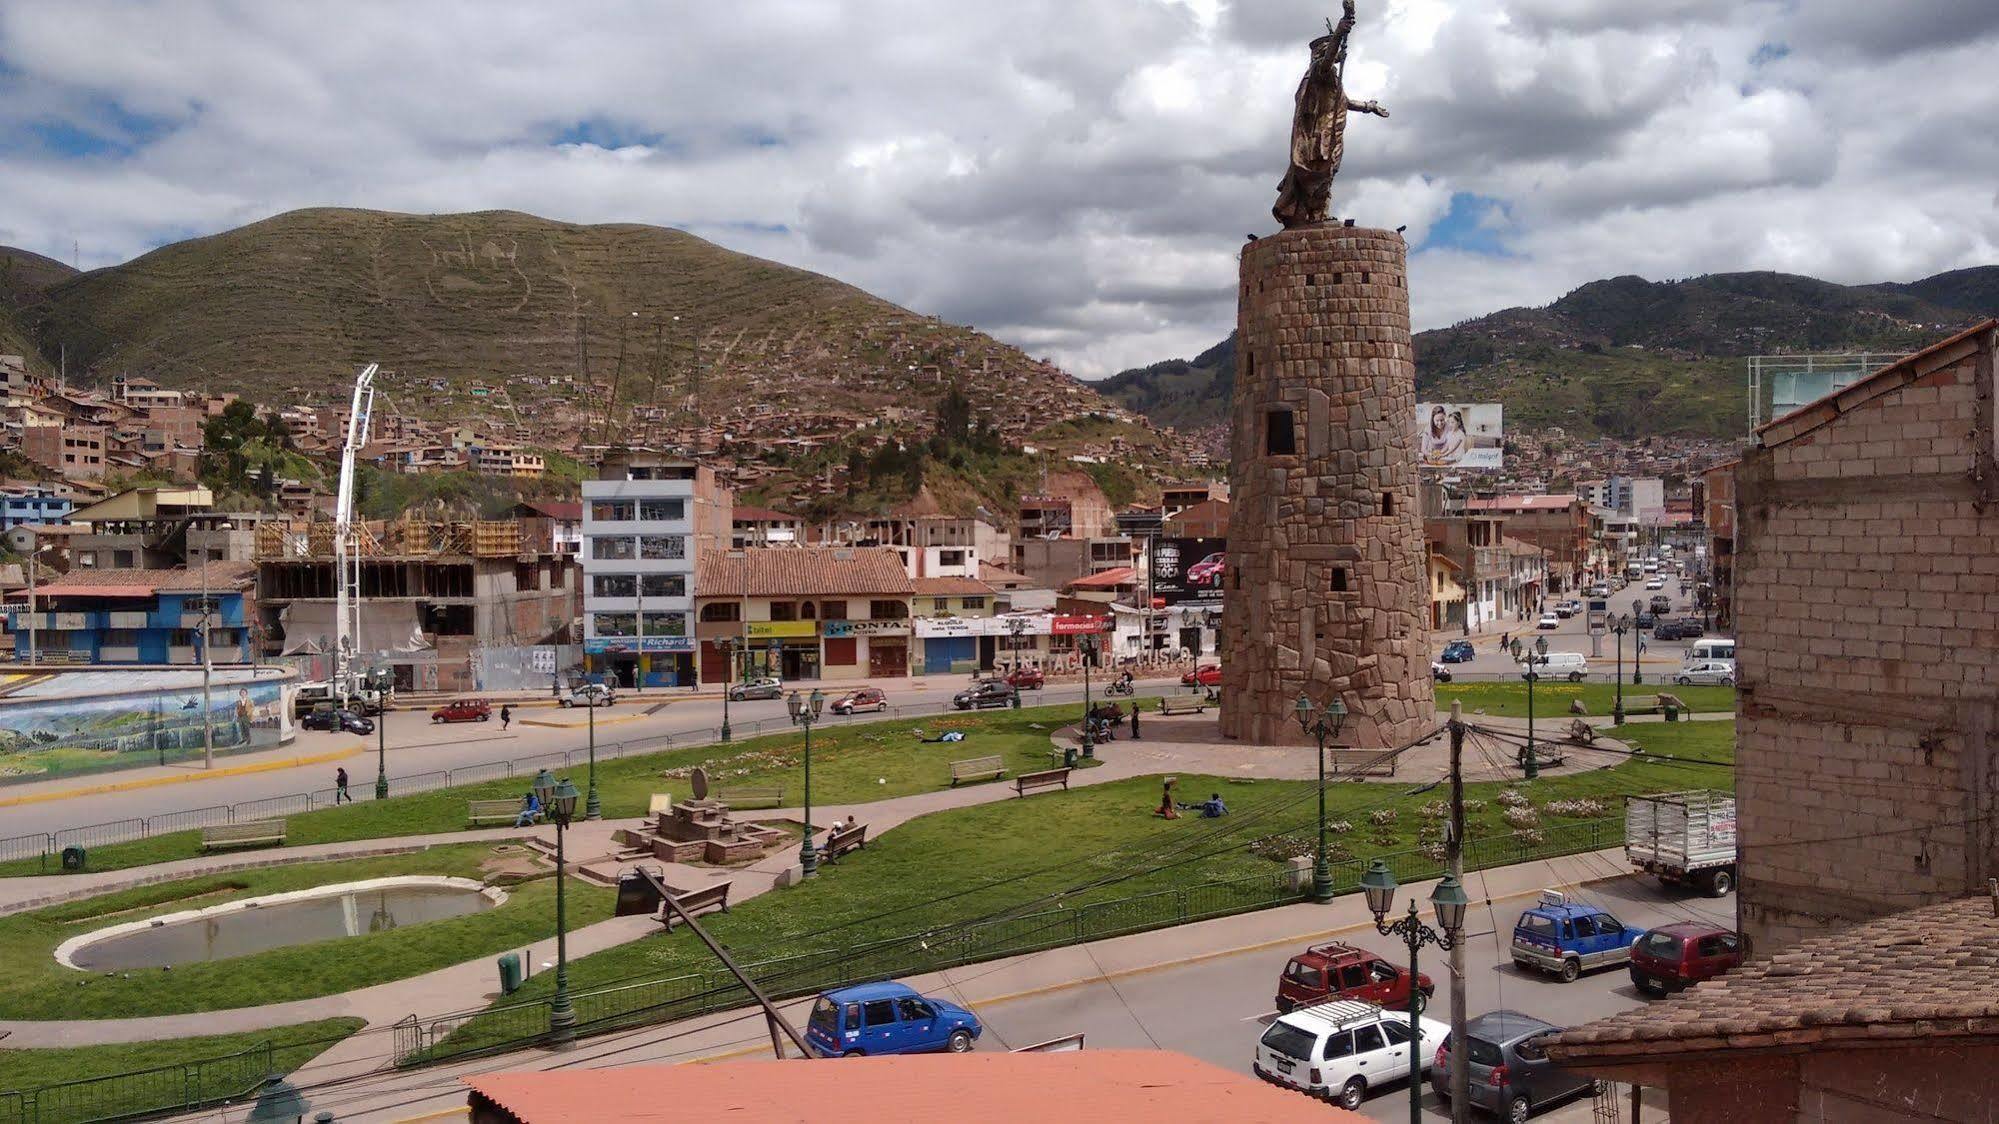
[715,786,784,809]
[948,754,1006,786]
[200,820,286,850]
[1159,696,1207,716]
[1325,749,1396,777]
[659,880,732,931]
[1015,767,1072,797]
[468,799,535,827]
[818,820,868,864]
[1567,718,1597,745]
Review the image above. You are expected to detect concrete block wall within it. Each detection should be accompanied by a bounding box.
[1735,326,1999,949]
[1219,225,1433,749]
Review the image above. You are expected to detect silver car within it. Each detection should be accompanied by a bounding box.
[728,676,784,701]
[1675,661,1736,687]
[1434,1010,1597,1121]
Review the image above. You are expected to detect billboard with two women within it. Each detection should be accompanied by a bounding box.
[1417,403,1504,470]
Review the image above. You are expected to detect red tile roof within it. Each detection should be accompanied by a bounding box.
[978,561,1034,587]
[35,562,253,598]
[1066,566,1136,589]
[913,576,994,596]
[697,547,912,598]
[461,1050,1350,1122]
[517,501,582,521]
[731,505,801,522]
[1550,894,1999,1064]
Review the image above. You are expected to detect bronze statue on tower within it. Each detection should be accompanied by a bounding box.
[1272,1,1390,229]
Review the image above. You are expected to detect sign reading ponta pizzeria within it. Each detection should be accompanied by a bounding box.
[823,620,912,638]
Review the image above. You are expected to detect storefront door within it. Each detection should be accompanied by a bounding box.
[869,642,908,678]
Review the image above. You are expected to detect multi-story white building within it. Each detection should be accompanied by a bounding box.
[580,452,729,689]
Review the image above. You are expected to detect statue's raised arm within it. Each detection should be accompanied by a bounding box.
[1271,2,1389,229]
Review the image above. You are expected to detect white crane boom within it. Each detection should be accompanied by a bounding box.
[334,363,379,707]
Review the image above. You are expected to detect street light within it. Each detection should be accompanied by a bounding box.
[584,690,602,820]
[372,665,389,800]
[1610,613,1632,726]
[1525,635,1548,779]
[1293,693,1349,903]
[787,688,825,879]
[1078,633,1099,759]
[719,637,736,743]
[533,768,583,1045]
[195,520,232,770]
[1630,598,1646,686]
[1360,860,1467,1124]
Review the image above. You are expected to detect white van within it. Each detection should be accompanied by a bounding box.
[1253,999,1447,1110]
[1685,639,1736,664]
[1521,651,1589,682]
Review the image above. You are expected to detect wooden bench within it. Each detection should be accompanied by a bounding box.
[715,786,783,809]
[1015,767,1072,797]
[468,799,536,827]
[819,821,868,864]
[1623,695,1666,715]
[1159,696,1207,716]
[200,820,285,850]
[1325,749,1396,777]
[948,754,1006,786]
[1567,718,1597,744]
[659,880,732,931]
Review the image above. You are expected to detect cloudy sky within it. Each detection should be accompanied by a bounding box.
[3,0,1997,377]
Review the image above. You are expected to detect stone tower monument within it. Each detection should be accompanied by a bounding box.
[1219,4,1433,749]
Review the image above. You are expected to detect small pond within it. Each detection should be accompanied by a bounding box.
[60,877,503,972]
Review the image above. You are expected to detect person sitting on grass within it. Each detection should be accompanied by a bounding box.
[1177,793,1228,818]
[917,730,967,744]
[513,791,542,828]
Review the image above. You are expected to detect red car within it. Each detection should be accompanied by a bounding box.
[430,698,492,724]
[1182,664,1222,687]
[1187,552,1226,586]
[1275,940,1433,1014]
[830,687,888,714]
[1628,922,1746,996]
[1005,666,1045,690]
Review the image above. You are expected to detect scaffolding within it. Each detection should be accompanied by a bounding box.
[1747,352,1903,434]
[255,517,524,561]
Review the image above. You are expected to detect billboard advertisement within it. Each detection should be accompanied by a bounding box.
[1417,403,1503,470]
[1151,536,1227,606]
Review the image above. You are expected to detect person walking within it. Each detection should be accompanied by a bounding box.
[335,767,352,805]
[1130,704,1142,740]
[500,704,513,731]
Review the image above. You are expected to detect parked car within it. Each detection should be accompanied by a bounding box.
[1520,652,1588,682]
[804,981,982,1057]
[1187,551,1227,586]
[1652,620,1688,641]
[1004,666,1045,690]
[1633,611,1657,629]
[1585,584,1609,598]
[1628,922,1747,996]
[1649,594,1673,613]
[952,679,1017,710]
[728,677,784,702]
[1182,664,1223,687]
[1275,940,1433,1015]
[430,699,491,724]
[1645,577,1666,590]
[1674,661,1737,687]
[560,683,617,708]
[1433,1009,1599,1121]
[1254,999,1447,1110]
[302,707,374,735]
[830,687,888,714]
[1431,661,1453,683]
[1535,614,1560,630]
[1440,639,1476,664]
[1510,890,1635,982]
[1672,617,1705,638]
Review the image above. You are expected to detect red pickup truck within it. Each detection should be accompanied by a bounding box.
[1275,940,1434,1014]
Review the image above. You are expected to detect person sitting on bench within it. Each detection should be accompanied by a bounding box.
[513,792,542,828]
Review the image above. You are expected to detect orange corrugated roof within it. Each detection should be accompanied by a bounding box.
[697,547,913,598]
[461,1050,1355,1123]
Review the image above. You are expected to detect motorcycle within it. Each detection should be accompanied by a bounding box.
[1106,679,1135,697]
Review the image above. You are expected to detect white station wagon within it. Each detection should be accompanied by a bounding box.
[1254,999,1447,1110]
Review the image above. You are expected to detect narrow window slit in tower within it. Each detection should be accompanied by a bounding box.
[1381,492,1395,516]
[1265,409,1296,455]
[1331,567,1350,592]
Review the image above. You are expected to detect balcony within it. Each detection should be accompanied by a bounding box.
[51,612,98,631]
[107,611,150,629]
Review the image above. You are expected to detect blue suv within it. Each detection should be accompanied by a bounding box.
[1509,890,1635,982]
[1440,640,1476,663]
[805,981,983,1057]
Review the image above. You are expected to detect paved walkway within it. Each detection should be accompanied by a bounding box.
[0,703,1727,1059]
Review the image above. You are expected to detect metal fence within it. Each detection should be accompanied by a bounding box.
[2,686,1182,872]
[0,1042,274,1124]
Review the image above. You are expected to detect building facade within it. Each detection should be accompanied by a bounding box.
[9,562,254,665]
[695,546,914,683]
[580,453,730,689]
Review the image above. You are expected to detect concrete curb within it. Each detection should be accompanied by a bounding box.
[0,744,368,809]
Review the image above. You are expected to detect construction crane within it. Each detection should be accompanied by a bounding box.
[333,362,379,708]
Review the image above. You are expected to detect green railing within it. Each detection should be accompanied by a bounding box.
[0,1042,273,1124]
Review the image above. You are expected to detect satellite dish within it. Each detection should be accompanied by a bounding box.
[691,766,709,801]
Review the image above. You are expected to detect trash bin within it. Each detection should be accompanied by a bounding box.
[1063,746,1078,769]
[61,845,86,872]
[1664,702,1680,722]
[497,952,522,995]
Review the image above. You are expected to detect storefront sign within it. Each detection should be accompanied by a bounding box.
[823,619,912,638]
[640,636,695,653]
[585,636,696,655]
[745,620,818,639]
[915,617,980,638]
[1050,614,1112,635]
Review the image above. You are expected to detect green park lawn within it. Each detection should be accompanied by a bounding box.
[0,705,1105,877]
[0,844,612,1020]
[1437,681,1735,719]
[0,1018,363,1109]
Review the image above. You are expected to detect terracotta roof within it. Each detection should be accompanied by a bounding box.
[913,576,994,596]
[460,1050,1346,1123]
[36,562,253,598]
[731,505,799,522]
[1500,536,1545,557]
[1549,894,1999,1064]
[978,561,1033,586]
[1066,566,1136,589]
[697,547,912,598]
[1756,319,1997,445]
[516,501,582,521]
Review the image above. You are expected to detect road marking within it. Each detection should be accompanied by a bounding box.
[1240,1009,1279,1022]
[519,712,649,730]
[0,744,367,807]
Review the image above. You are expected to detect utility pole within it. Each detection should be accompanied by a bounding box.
[200,562,215,769]
[25,548,37,667]
[1446,699,1469,1120]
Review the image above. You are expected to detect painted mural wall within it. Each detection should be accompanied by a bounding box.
[0,668,297,783]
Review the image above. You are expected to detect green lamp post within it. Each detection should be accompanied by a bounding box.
[1292,693,1349,903]
[1361,860,1468,1124]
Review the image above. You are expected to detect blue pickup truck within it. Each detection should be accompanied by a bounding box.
[1510,890,1636,982]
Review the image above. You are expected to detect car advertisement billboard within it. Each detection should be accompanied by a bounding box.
[1151,537,1227,606]
[1417,402,1504,470]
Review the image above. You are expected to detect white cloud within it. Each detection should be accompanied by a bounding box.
[0,0,1994,379]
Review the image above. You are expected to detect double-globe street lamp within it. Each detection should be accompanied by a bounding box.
[1360,859,1469,1124]
[1609,612,1634,726]
[1629,598,1646,686]
[788,688,825,880]
[531,768,583,1044]
[1078,633,1099,758]
[371,665,390,801]
[1524,635,1548,779]
[719,636,736,743]
[1292,694,1349,903]
[584,688,603,821]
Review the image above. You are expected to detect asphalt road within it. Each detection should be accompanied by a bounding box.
[1432,574,1718,682]
[967,867,1724,1121]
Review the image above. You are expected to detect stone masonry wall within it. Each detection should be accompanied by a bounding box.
[1735,324,1999,950]
[1220,226,1434,748]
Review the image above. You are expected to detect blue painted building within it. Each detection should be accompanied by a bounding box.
[0,488,72,531]
[8,563,254,665]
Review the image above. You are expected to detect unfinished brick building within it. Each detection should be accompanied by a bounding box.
[1734,320,1999,949]
[1220,226,1433,748]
